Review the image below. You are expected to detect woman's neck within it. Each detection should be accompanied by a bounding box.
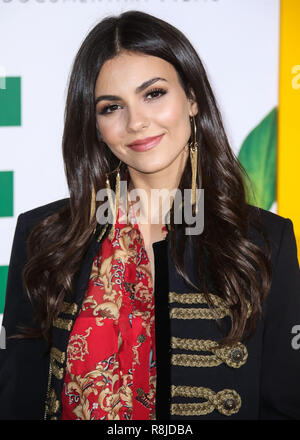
[126,146,189,225]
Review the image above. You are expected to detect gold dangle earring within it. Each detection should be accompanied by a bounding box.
[189,115,198,210]
[105,160,122,240]
[89,184,96,226]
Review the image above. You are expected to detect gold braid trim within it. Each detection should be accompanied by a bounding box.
[171,386,241,416]
[46,388,60,418]
[50,356,64,380]
[172,385,215,399]
[172,353,223,368]
[172,337,218,351]
[60,301,78,316]
[169,292,252,319]
[172,401,215,416]
[53,317,73,331]
[169,292,225,307]
[170,307,228,320]
[50,346,66,364]
[171,337,248,368]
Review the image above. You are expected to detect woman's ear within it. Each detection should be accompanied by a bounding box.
[188,89,198,117]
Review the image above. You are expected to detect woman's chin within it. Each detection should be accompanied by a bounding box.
[128,160,171,175]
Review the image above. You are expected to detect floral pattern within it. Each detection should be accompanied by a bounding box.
[61,198,167,420]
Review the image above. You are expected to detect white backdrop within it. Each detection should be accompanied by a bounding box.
[0,0,280,326]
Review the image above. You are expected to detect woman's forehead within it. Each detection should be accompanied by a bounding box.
[95,54,177,93]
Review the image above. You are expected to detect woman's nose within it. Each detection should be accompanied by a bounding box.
[126,107,149,132]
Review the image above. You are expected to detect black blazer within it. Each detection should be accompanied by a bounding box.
[0,198,300,420]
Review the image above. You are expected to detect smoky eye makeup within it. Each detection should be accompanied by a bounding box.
[96,87,168,116]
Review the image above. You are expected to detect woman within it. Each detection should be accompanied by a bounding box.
[0,10,299,420]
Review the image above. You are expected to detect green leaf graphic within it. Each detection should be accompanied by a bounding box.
[238,107,277,210]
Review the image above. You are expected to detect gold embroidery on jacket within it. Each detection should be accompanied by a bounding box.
[44,361,52,420]
[169,292,229,319]
[171,386,241,416]
[50,356,64,380]
[170,307,228,320]
[60,301,78,316]
[53,317,73,331]
[50,346,66,364]
[169,292,225,306]
[169,292,252,319]
[46,388,60,418]
[171,337,248,368]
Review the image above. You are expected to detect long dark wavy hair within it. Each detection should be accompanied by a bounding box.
[15,10,271,349]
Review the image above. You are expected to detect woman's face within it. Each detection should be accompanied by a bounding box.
[94,51,198,177]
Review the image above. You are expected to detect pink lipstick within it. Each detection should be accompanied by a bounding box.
[127,134,164,152]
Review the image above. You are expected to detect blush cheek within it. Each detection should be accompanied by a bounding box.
[97,121,121,150]
[158,105,190,151]
[157,97,187,131]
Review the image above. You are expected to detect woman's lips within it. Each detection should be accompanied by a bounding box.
[127,134,164,152]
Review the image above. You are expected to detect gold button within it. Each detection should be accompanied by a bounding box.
[230,347,244,363]
[216,389,241,415]
[223,397,237,411]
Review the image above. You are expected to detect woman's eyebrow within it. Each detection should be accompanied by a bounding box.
[95,77,167,105]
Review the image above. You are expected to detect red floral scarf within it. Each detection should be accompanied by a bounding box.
[61,195,167,420]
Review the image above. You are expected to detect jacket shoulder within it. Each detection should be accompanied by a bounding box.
[246,204,298,270]
[247,203,288,233]
[21,197,70,230]
[247,203,290,244]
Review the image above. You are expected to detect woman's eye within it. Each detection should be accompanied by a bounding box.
[97,87,166,116]
[98,104,120,115]
[146,88,166,100]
